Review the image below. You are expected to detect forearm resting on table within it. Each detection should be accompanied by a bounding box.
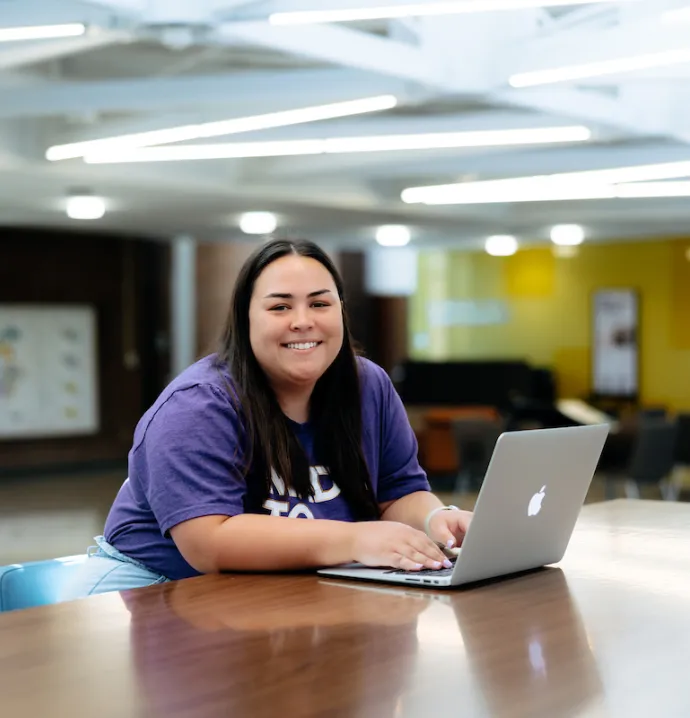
[170,513,356,574]
[380,491,445,532]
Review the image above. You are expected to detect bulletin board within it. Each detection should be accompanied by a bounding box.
[0,305,99,439]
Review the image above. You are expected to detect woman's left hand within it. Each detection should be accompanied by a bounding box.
[428,508,473,549]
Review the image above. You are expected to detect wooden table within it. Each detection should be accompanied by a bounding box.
[2,500,690,718]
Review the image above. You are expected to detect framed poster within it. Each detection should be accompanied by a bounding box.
[592,289,639,398]
[0,305,99,439]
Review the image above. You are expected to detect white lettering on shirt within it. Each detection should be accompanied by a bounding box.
[309,466,341,503]
[270,469,298,498]
[264,499,289,516]
[263,465,340,517]
[288,503,315,519]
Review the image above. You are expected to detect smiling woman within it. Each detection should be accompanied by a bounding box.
[247,254,344,418]
[59,238,473,601]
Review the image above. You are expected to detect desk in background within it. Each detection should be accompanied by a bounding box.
[1,500,689,717]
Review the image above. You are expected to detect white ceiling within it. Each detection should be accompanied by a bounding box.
[2,0,690,250]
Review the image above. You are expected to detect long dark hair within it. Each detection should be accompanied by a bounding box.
[216,239,379,520]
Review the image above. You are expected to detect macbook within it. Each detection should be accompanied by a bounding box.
[318,424,609,588]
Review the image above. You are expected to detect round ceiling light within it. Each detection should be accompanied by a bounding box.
[239,211,278,235]
[550,224,585,246]
[485,235,518,257]
[375,225,411,247]
[66,194,106,220]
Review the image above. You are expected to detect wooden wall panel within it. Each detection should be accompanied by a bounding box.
[0,229,169,472]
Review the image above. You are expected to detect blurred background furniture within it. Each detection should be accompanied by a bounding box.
[674,413,690,467]
[415,406,500,475]
[451,417,505,494]
[667,413,690,501]
[603,419,679,500]
[399,360,556,476]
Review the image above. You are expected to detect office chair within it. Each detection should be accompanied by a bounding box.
[0,555,86,612]
[604,419,679,500]
[666,413,690,501]
[639,407,668,422]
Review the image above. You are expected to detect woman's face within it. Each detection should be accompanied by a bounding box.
[248,254,344,393]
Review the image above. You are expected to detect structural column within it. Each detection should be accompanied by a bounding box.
[170,234,197,378]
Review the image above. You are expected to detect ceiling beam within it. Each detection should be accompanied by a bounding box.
[506,14,690,84]
[0,0,136,28]
[212,108,574,141]
[496,87,658,135]
[0,31,132,71]
[474,6,690,144]
[0,68,407,120]
[228,0,444,18]
[215,20,448,87]
[495,85,690,144]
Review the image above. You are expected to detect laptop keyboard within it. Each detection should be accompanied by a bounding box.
[385,557,457,577]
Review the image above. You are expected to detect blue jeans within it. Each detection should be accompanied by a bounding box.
[59,536,170,602]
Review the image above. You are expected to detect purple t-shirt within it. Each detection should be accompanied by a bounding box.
[104,354,430,580]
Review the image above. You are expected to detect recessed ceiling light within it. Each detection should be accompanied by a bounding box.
[376,225,411,247]
[485,235,518,256]
[550,224,585,246]
[239,211,277,235]
[66,194,106,220]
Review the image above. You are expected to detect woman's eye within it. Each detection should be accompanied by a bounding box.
[270,305,289,312]
[312,302,329,308]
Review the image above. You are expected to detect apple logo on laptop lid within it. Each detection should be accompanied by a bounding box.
[528,486,546,517]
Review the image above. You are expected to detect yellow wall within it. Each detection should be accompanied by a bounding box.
[410,239,690,411]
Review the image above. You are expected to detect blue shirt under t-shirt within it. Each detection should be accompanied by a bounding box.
[104,355,430,580]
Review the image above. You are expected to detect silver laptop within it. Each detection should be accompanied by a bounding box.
[318,424,610,588]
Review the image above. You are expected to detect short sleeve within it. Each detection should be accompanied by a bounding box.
[374,369,431,504]
[131,384,250,536]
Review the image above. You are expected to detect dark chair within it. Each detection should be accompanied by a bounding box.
[604,420,679,500]
[666,413,690,500]
[451,417,503,495]
[639,407,668,421]
[674,413,690,466]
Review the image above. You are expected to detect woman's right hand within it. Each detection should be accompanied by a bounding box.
[348,521,453,572]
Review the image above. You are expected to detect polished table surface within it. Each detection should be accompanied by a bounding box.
[2,499,690,718]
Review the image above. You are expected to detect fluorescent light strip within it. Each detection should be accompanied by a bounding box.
[401,160,690,203]
[406,181,690,205]
[82,125,590,164]
[417,184,616,204]
[46,95,398,161]
[269,0,637,25]
[616,181,690,198]
[0,23,86,43]
[510,48,690,87]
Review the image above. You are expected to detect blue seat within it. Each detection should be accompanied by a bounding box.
[0,555,86,612]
